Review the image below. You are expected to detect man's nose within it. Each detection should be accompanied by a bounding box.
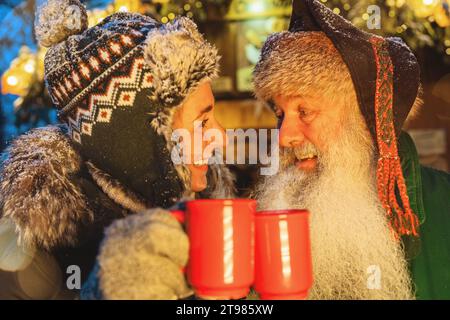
[279,118,304,148]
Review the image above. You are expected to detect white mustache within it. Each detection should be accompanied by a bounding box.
[282,143,320,163]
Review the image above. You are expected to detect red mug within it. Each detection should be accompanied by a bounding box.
[172,199,256,299]
[254,209,313,300]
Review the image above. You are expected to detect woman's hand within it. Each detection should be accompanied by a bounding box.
[81,208,192,300]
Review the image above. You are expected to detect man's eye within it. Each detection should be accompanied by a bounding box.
[299,109,311,118]
[274,108,283,118]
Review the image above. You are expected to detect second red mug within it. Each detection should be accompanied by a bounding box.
[254,209,313,300]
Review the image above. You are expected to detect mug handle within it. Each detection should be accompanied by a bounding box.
[170,210,185,224]
[170,209,187,274]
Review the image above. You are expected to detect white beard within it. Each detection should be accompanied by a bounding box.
[255,112,414,300]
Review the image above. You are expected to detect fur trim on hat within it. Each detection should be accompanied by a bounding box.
[0,126,93,250]
[204,163,236,199]
[144,17,220,108]
[253,31,355,105]
[85,162,148,213]
[143,17,223,196]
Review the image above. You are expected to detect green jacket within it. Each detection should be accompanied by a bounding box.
[399,132,450,300]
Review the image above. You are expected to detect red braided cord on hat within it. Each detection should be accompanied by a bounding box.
[369,36,419,238]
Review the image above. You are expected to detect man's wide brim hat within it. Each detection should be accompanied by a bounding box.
[254,0,421,237]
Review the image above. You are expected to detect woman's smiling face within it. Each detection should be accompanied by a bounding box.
[171,81,226,192]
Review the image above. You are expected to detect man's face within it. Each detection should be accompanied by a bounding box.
[256,92,413,299]
[273,94,344,172]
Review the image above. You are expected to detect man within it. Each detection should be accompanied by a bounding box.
[253,0,450,299]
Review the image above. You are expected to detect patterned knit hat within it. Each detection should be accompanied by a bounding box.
[35,0,220,208]
[254,0,421,237]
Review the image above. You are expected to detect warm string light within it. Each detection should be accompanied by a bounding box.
[248,2,265,13]
[423,0,436,5]
[158,1,203,23]
[87,6,114,27]
[1,47,39,96]
[6,76,18,86]
[2,4,114,96]
[114,0,141,14]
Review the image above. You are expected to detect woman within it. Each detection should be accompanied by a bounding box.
[0,0,233,299]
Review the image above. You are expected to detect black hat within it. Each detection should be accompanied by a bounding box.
[289,0,420,141]
[254,0,421,237]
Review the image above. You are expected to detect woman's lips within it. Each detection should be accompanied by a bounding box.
[192,158,209,172]
[295,156,318,171]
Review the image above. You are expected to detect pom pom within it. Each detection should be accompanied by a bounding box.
[35,0,88,47]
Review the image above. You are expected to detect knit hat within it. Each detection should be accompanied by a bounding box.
[253,0,421,237]
[35,0,221,208]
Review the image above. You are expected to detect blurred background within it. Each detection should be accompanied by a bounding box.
[1,0,449,195]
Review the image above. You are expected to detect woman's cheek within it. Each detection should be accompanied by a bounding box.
[189,165,208,192]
